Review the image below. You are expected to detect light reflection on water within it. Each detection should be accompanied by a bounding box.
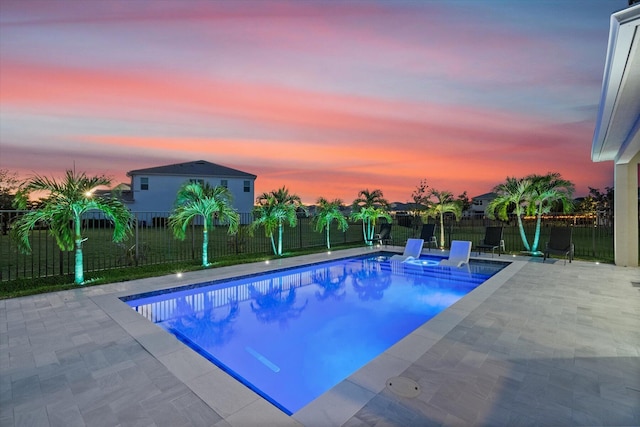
[124,254,506,414]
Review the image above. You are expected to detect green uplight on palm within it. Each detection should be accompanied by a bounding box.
[11,170,133,285]
[169,182,240,267]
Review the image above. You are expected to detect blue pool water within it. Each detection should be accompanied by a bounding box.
[122,254,506,414]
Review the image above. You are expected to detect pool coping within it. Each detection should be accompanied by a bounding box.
[90,246,525,426]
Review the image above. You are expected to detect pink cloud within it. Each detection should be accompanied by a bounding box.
[0,1,618,204]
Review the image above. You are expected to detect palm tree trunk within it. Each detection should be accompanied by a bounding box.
[202,227,209,266]
[326,226,331,249]
[531,214,542,253]
[269,233,277,256]
[277,222,283,256]
[439,214,444,249]
[515,214,531,251]
[361,220,368,245]
[73,215,84,284]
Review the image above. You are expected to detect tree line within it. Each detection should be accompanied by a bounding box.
[0,168,615,285]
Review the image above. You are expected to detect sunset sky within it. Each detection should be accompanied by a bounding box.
[0,0,628,204]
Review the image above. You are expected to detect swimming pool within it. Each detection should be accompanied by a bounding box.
[122,253,506,414]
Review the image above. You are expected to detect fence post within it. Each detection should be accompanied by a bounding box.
[135,216,139,262]
[299,219,303,249]
[592,222,596,258]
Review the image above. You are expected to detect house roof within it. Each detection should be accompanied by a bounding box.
[126,160,257,179]
[591,4,640,164]
[472,192,497,200]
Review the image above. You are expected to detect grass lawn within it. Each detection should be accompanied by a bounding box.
[1,217,616,299]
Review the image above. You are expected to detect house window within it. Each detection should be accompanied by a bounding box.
[221,179,228,188]
[190,179,204,186]
[244,180,251,192]
[140,177,149,191]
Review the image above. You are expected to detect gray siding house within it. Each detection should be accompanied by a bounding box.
[125,160,256,214]
[467,192,496,218]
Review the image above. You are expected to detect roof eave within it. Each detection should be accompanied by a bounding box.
[591,5,640,164]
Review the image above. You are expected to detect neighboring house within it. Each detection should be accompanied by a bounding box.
[467,192,496,218]
[125,160,257,214]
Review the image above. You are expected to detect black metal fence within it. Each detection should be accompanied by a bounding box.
[0,210,615,282]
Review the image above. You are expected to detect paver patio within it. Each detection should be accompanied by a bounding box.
[1,247,638,426]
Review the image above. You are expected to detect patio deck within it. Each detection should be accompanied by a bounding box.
[1,247,638,426]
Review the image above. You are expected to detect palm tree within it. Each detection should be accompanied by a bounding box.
[314,197,348,249]
[351,189,390,245]
[251,186,307,256]
[487,176,533,251]
[11,170,133,285]
[527,173,575,253]
[422,189,462,248]
[251,196,281,256]
[168,181,239,267]
[350,206,391,245]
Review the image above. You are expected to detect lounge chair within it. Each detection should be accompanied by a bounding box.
[543,227,574,264]
[373,223,392,246]
[476,226,505,257]
[390,238,424,262]
[439,240,472,267]
[419,224,438,251]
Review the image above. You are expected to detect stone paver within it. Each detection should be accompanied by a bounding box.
[346,260,640,426]
[1,248,639,426]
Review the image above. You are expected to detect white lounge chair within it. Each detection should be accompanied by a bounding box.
[390,238,424,262]
[439,240,472,267]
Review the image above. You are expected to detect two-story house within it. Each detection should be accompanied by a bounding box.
[125,160,256,214]
[467,192,496,218]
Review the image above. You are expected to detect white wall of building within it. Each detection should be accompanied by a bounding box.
[613,151,639,267]
[128,174,255,214]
